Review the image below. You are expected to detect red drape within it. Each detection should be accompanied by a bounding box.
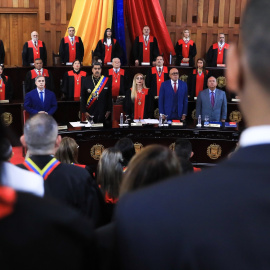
[124,0,175,65]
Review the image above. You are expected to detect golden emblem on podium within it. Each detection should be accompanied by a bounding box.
[90,144,105,160]
[207,144,222,160]
[169,142,175,151]
[191,109,196,120]
[154,108,159,119]
[134,142,143,153]
[217,76,226,88]
[1,112,13,126]
[229,110,242,123]
[180,74,188,83]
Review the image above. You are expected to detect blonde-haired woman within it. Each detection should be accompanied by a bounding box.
[124,73,153,120]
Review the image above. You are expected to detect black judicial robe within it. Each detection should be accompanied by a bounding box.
[0,76,13,100]
[93,39,123,64]
[61,69,87,100]
[0,39,5,64]
[0,190,96,269]
[133,35,160,64]
[81,76,112,123]
[17,155,104,227]
[22,40,47,66]
[206,43,229,67]
[25,69,54,93]
[59,36,84,63]
[175,39,197,67]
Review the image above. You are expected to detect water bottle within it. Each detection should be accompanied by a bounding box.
[169,52,172,65]
[120,113,123,125]
[197,115,202,127]
[159,113,163,126]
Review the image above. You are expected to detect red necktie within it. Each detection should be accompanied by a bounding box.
[174,82,177,93]
[38,70,41,75]
[211,91,215,107]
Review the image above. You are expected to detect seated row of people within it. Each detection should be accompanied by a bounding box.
[0,26,229,68]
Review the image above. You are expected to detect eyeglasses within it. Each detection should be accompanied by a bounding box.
[170,72,179,75]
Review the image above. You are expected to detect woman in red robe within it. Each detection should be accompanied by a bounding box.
[0,64,12,101]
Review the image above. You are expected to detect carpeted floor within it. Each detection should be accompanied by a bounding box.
[10,146,25,165]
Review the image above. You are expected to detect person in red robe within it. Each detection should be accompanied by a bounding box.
[175,29,197,67]
[0,64,12,101]
[187,58,209,99]
[124,73,153,120]
[133,25,160,66]
[93,28,123,65]
[206,33,230,67]
[62,59,87,100]
[59,26,84,64]
[22,31,47,66]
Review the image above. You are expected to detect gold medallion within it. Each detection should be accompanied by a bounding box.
[158,79,161,82]
[217,76,226,88]
[138,101,141,105]
[107,49,109,51]
[207,144,222,160]
[219,52,221,54]
[229,110,242,123]
[115,80,117,83]
[185,45,188,47]
[1,112,13,126]
[36,52,38,54]
[72,48,74,50]
[145,48,147,50]
[77,82,79,85]
[134,142,143,153]
[90,144,105,160]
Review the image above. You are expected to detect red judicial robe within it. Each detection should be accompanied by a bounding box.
[62,69,87,100]
[0,76,12,100]
[206,43,230,67]
[175,39,197,67]
[22,40,47,66]
[59,36,84,63]
[187,69,209,98]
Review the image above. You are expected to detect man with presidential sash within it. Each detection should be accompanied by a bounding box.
[81,62,112,124]
[17,114,104,226]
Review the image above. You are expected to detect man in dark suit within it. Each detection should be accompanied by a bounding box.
[59,26,84,64]
[22,31,47,66]
[196,76,227,122]
[24,58,54,93]
[18,114,104,226]
[24,75,57,116]
[158,67,188,120]
[81,62,112,123]
[114,1,270,269]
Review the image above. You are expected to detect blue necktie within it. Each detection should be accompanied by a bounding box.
[40,91,44,103]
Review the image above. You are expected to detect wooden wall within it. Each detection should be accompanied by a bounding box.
[0,0,247,66]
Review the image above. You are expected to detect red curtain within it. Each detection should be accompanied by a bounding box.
[124,0,175,65]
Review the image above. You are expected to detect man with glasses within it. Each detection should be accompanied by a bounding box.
[158,68,188,121]
[206,33,229,67]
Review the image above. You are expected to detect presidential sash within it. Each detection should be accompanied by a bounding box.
[86,76,108,109]
[23,158,60,180]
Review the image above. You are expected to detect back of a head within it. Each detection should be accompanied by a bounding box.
[114,138,135,166]
[0,138,13,162]
[242,0,270,91]
[120,144,181,195]
[55,137,78,164]
[97,147,123,200]
[174,139,192,160]
[24,114,58,155]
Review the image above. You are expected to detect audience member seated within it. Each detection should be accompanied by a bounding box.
[25,58,54,93]
[175,29,197,67]
[124,73,153,120]
[0,64,13,101]
[22,31,47,66]
[187,58,209,99]
[114,138,136,170]
[61,59,87,100]
[93,28,123,65]
[59,26,84,64]
[133,25,159,66]
[206,33,229,67]
[174,138,201,173]
[196,76,227,122]
[120,144,181,195]
[18,114,104,226]
[24,75,57,116]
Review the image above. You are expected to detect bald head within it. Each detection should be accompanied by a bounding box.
[169,68,179,82]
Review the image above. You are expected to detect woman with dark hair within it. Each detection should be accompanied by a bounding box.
[114,138,135,168]
[120,144,181,195]
[61,59,87,100]
[124,73,153,120]
[93,28,123,65]
[0,64,13,101]
[187,58,209,99]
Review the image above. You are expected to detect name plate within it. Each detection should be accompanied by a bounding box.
[209,123,221,127]
[231,98,240,102]
[141,62,150,66]
[66,62,73,66]
[0,100,9,103]
[180,63,189,66]
[131,122,143,126]
[91,123,103,127]
[58,125,68,130]
[217,64,226,67]
[106,62,112,65]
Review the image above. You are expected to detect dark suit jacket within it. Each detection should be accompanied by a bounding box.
[0,39,5,64]
[159,79,188,119]
[115,144,270,270]
[196,88,227,121]
[24,88,57,116]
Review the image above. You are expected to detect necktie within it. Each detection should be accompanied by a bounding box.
[159,67,161,73]
[38,70,41,75]
[211,91,215,107]
[115,69,118,74]
[174,82,177,93]
[40,91,44,103]
[35,41,37,47]
[71,37,74,43]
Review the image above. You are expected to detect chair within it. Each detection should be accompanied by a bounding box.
[52,52,62,66]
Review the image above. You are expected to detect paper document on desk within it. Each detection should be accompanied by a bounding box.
[70,121,91,127]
